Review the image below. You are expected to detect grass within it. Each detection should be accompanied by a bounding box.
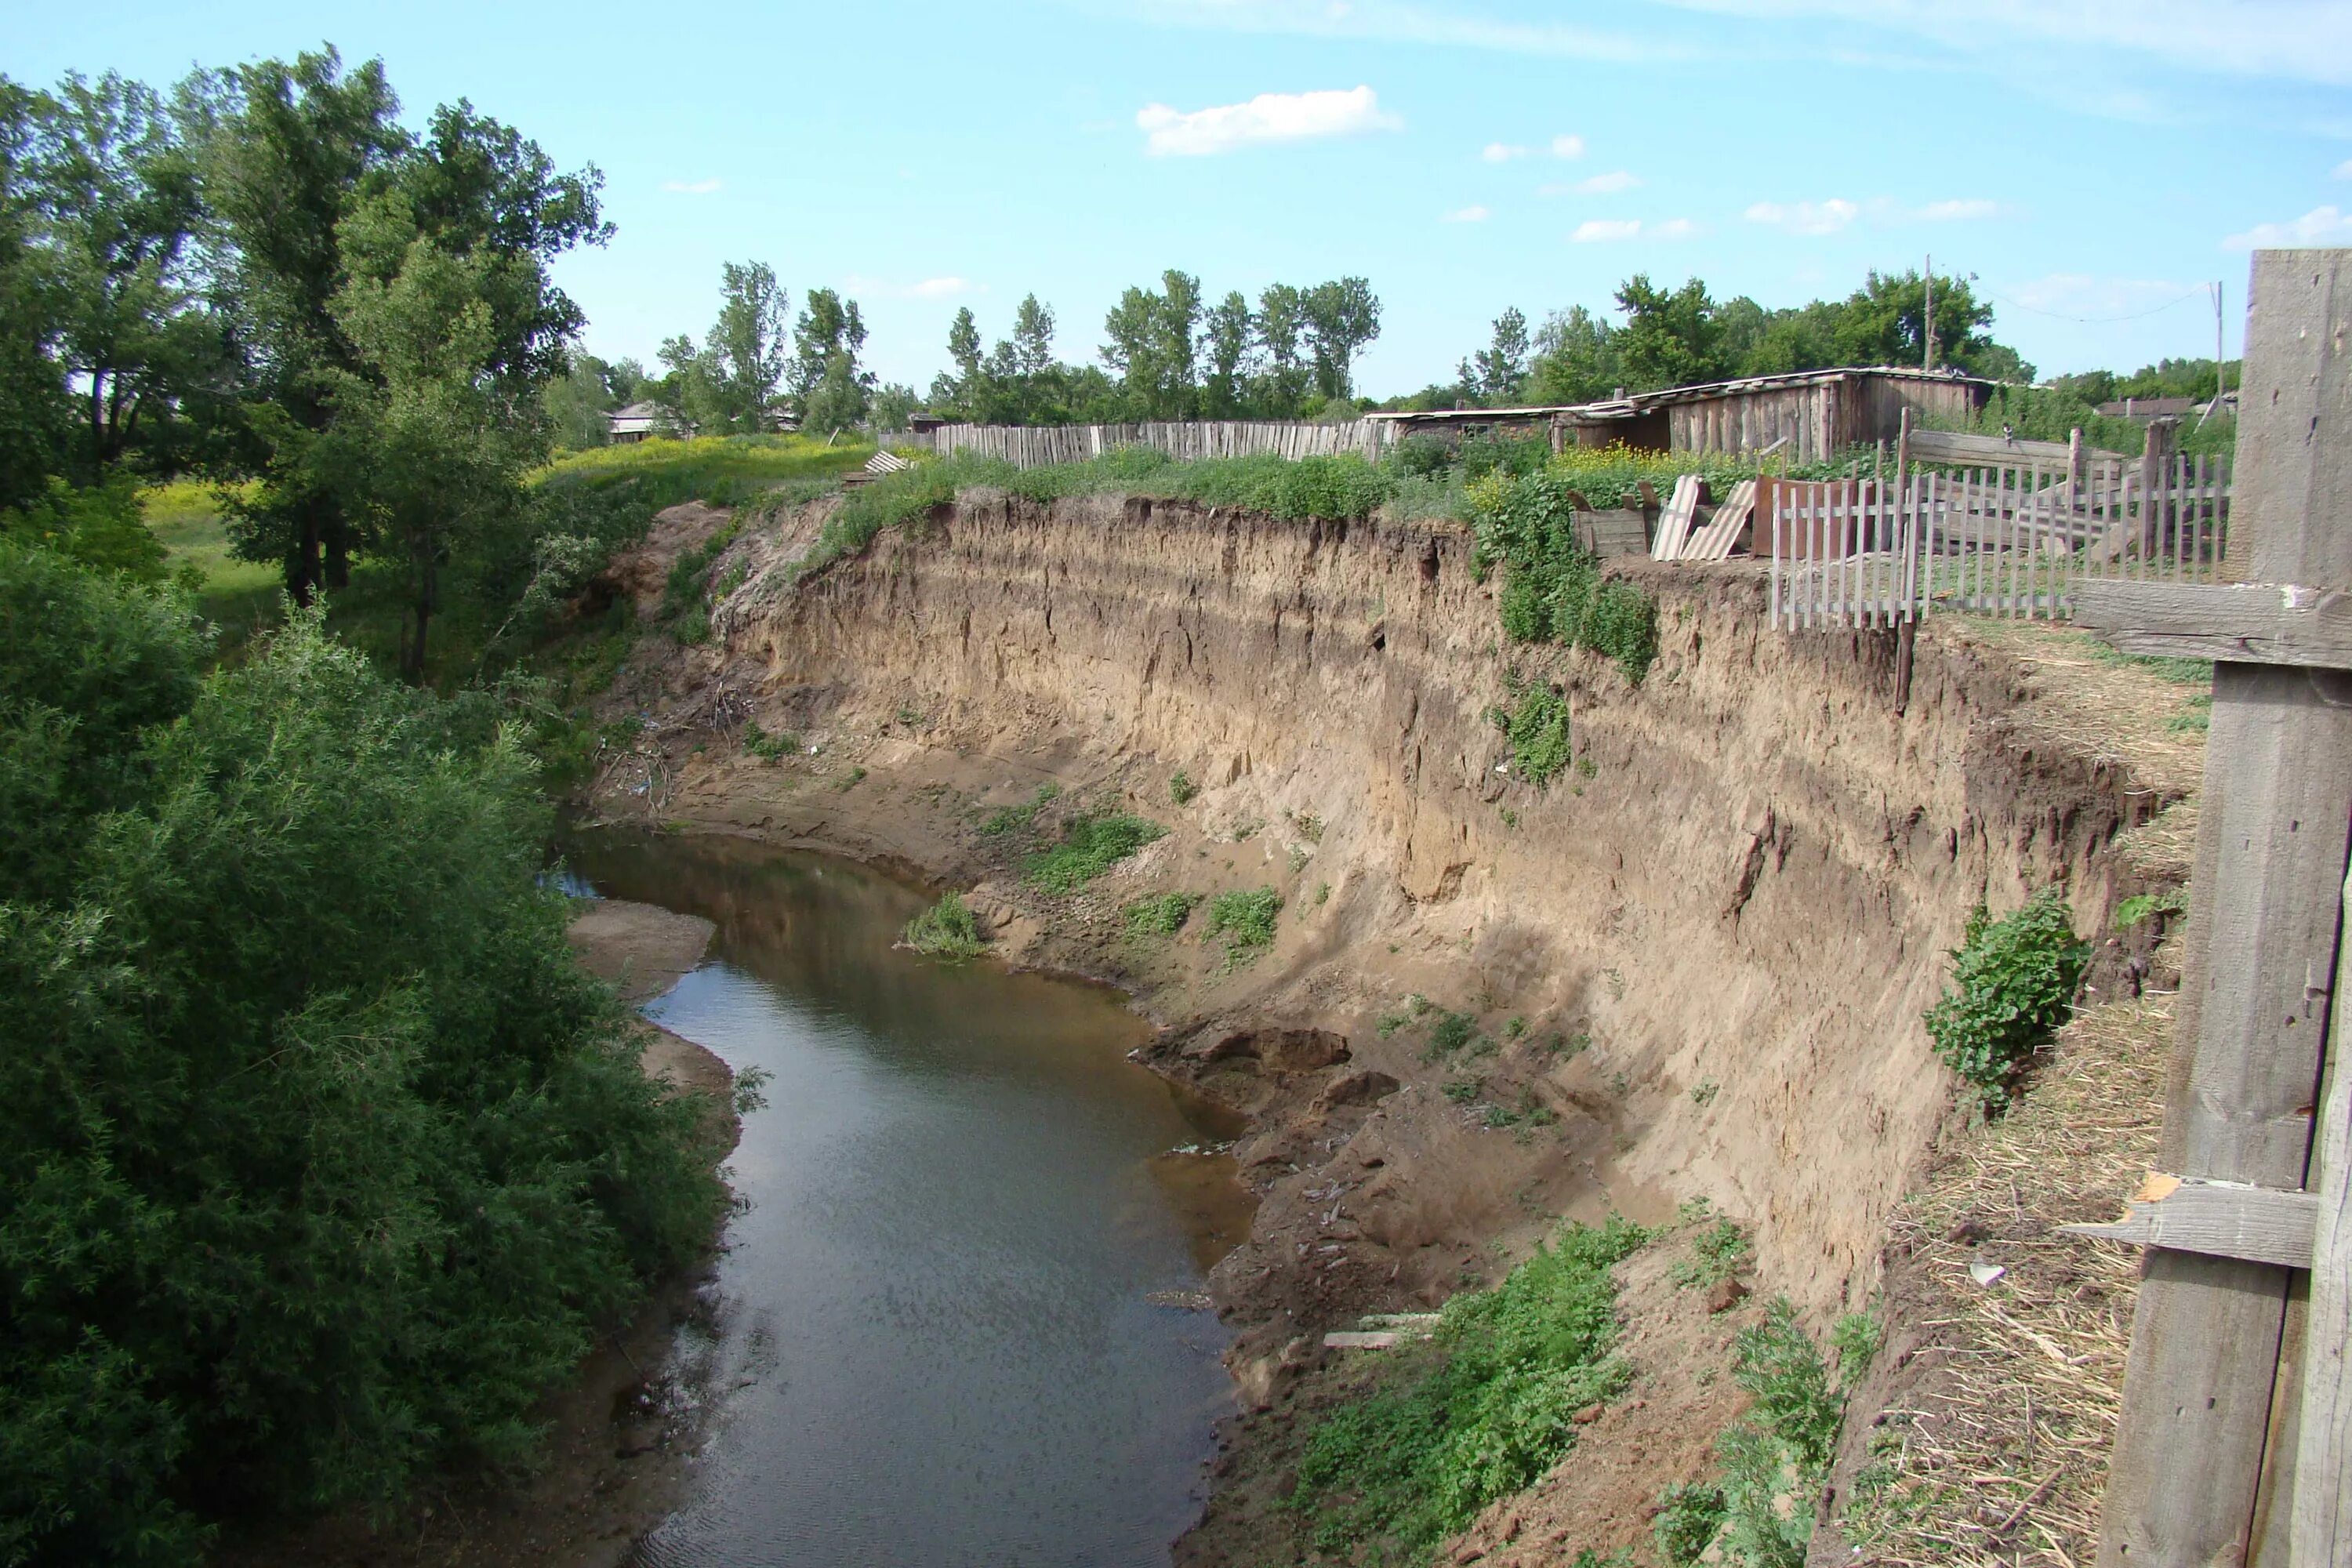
[536,432,873,510]
[978,782,1061,837]
[1922,887,2090,1104]
[1123,891,1202,937]
[741,720,797,761]
[1670,1214,1751,1291]
[1204,887,1281,968]
[900,892,987,958]
[1289,1215,1653,1564]
[1490,678,1573,787]
[1023,811,1164,893]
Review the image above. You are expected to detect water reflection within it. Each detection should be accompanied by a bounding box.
[562,830,1251,1568]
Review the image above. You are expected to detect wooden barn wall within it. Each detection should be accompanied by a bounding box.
[1667,376,1991,463]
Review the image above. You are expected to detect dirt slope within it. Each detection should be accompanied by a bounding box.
[585,492,2194,1555]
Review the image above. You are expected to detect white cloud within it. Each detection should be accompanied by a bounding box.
[2223,204,2352,249]
[1552,133,1586,159]
[1745,198,1860,234]
[1571,217,1697,242]
[662,178,723,194]
[1483,141,1529,162]
[2336,158,2352,179]
[1917,197,1998,220]
[1444,205,1491,223]
[1136,85,1401,155]
[1647,1,2352,88]
[1138,1,1674,64]
[1573,170,1641,194]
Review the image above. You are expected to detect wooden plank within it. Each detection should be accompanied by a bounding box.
[2097,249,2352,1568]
[2063,1173,2321,1269]
[1681,478,1756,561]
[1909,426,2114,466]
[2071,580,2352,667]
[2294,863,2352,1563]
[1651,474,1703,561]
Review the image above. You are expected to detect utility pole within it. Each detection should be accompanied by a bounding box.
[1922,254,1935,373]
[2200,280,2227,426]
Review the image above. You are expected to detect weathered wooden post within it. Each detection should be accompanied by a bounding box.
[2067,251,2352,1566]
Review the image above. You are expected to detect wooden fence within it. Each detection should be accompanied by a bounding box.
[1768,453,2234,630]
[913,419,1386,467]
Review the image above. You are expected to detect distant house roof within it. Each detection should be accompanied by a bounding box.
[1364,365,1996,428]
[608,401,665,432]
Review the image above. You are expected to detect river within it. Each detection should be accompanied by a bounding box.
[561,829,1253,1568]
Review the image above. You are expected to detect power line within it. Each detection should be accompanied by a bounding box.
[1986,286,2207,325]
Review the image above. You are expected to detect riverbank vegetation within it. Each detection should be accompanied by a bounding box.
[0,550,725,1565]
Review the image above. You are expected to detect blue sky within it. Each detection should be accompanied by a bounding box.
[14,2,2351,390]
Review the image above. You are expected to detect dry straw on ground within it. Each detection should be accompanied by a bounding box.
[1838,996,2171,1566]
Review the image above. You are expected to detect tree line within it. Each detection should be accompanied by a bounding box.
[1,52,608,678]
[1414,268,2035,412]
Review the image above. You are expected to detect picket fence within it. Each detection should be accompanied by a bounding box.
[915,419,1386,467]
[1768,454,2234,630]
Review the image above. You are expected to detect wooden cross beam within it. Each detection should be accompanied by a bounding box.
[2070,251,2352,1568]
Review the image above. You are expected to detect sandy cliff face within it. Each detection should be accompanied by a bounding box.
[613,491,2162,1327]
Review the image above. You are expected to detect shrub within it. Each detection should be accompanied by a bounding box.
[0,585,720,1563]
[1671,1217,1751,1290]
[1922,887,2089,1102]
[1490,680,1572,788]
[1123,891,1201,936]
[1024,811,1164,892]
[1205,887,1281,967]
[1168,770,1198,804]
[1466,470,1660,684]
[1290,1216,1652,1561]
[1424,1008,1479,1060]
[902,892,986,958]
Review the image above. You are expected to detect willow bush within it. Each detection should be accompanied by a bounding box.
[0,546,724,1564]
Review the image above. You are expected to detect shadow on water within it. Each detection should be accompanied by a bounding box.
[562,829,1254,1568]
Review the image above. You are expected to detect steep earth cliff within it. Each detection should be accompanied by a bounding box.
[584,490,2190,1557]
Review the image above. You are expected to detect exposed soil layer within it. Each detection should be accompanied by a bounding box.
[574,492,2199,1559]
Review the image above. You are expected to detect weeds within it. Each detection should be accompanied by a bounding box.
[1670,1216,1751,1291]
[1490,677,1573,788]
[1290,1216,1653,1563]
[742,720,797,762]
[978,782,1060,837]
[1922,887,2089,1103]
[1025,811,1165,892]
[901,893,986,958]
[1169,770,1198,804]
[1465,468,1661,684]
[1205,887,1281,967]
[1653,1480,1729,1566]
[2114,889,2186,931]
[1123,891,1201,937]
[1690,1079,1720,1107]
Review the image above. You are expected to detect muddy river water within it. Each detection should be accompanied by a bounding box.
[562,830,1254,1568]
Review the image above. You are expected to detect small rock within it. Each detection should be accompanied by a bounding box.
[1315,1069,1402,1112]
[1704,1276,1751,1314]
[1947,1217,1988,1246]
[1571,1403,1604,1425]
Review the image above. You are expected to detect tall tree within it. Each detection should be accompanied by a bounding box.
[1200,290,1254,417]
[25,72,218,480]
[1253,282,1309,416]
[1008,292,1054,377]
[701,260,789,433]
[1101,270,1203,419]
[198,49,408,601]
[0,79,69,514]
[1612,274,1726,391]
[1460,306,1530,406]
[790,286,872,432]
[1301,276,1380,402]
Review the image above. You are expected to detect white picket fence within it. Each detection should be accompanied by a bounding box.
[914,419,1387,467]
[1769,455,2234,630]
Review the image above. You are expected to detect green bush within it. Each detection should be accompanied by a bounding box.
[1023,811,1164,892]
[1168,770,1198,805]
[742,720,797,761]
[1123,891,1201,936]
[1205,887,1281,967]
[901,892,986,958]
[0,569,722,1564]
[1290,1216,1652,1562]
[1653,1479,1729,1566]
[1467,470,1659,684]
[1671,1217,1752,1291]
[1922,887,2089,1102]
[978,782,1061,837]
[1490,680,1573,788]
